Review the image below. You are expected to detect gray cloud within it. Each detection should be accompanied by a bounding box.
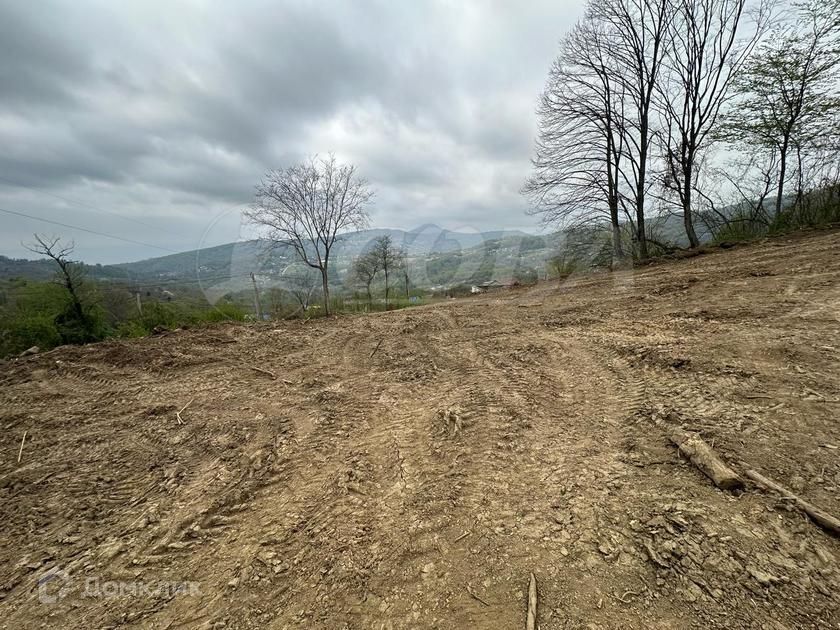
[0,0,583,263]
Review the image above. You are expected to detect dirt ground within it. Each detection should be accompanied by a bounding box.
[2,229,840,629]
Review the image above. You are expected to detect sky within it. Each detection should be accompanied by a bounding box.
[0,0,583,264]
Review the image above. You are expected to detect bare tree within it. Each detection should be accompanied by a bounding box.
[524,12,628,261]
[25,235,101,343]
[247,155,373,316]
[399,259,411,299]
[660,0,771,247]
[591,0,673,260]
[352,249,380,309]
[278,265,322,316]
[695,152,778,236]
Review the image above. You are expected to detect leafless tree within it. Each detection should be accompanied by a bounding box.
[26,235,86,322]
[591,0,673,260]
[352,249,380,308]
[399,259,411,300]
[25,234,101,342]
[247,155,373,315]
[279,265,322,315]
[524,13,628,261]
[660,0,771,247]
[695,152,778,235]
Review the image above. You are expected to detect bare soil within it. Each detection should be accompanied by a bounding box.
[2,229,840,629]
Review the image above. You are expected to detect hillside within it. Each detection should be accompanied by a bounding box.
[0,255,131,283]
[114,225,552,291]
[1,230,839,628]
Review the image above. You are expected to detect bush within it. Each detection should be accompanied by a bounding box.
[0,313,62,357]
[770,184,840,233]
[116,301,247,337]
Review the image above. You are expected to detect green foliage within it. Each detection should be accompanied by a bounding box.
[547,254,578,279]
[0,276,247,358]
[712,214,769,243]
[513,267,539,285]
[770,184,840,232]
[116,301,246,337]
[0,279,109,357]
[709,183,840,242]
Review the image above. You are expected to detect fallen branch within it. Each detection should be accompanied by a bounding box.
[466,584,489,607]
[745,469,840,536]
[454,531,471,543]
[17,430,27,463]
[671,429,744,492]
[369,339,383,359]
[249,366,276,379]
[176,399,193,425]
[526,572,537,630]
[207,336,237,344]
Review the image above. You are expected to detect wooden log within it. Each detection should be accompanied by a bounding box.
[671,430,744,491]
[746,469,840,536]
[526,572,537,630]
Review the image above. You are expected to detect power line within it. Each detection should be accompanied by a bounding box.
[0,174,179,236]
[0,206,179,253]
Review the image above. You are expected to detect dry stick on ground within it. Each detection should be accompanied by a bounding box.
[746,469,840,536]
[17,431,27,463]
[369,339,383,359]
[671,429,744,491]
[249,366,277,379]
[526,572,538,630]
[176,400,193,425]
[466,584,489,607]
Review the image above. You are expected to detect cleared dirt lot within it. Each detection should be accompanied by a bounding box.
[2,229,840,629]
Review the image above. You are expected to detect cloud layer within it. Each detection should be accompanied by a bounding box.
[0,0,582,263]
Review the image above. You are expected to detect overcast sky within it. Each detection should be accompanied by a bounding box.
[0,0,582,264]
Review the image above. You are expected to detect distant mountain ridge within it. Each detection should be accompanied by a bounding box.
[1,226,552,293]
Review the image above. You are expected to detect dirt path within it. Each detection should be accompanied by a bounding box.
[2,230,840,628]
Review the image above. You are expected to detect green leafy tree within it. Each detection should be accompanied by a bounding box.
[369,235,405,309]
[724,0,840,216]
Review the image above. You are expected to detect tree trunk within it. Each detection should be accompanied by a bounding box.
[775,135,790,218]
[609,192,623,264]
[606,142,624,264]
[611,221,623,263]
[636,200,648,260]
[320,266,330,316]
[682,165,700,248]
[384,267,389,309]
[636,135,649,260]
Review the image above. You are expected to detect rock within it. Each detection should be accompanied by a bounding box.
[747,566,780,586]
[790,475,806,492]
[19,346,40,357]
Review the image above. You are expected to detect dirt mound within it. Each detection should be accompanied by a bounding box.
[2,230,839,628]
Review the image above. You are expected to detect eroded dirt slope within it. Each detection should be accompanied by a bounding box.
[1,230,840,629]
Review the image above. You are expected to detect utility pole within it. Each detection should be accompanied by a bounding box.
[135,291,143,316]
[250,272,263,321]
